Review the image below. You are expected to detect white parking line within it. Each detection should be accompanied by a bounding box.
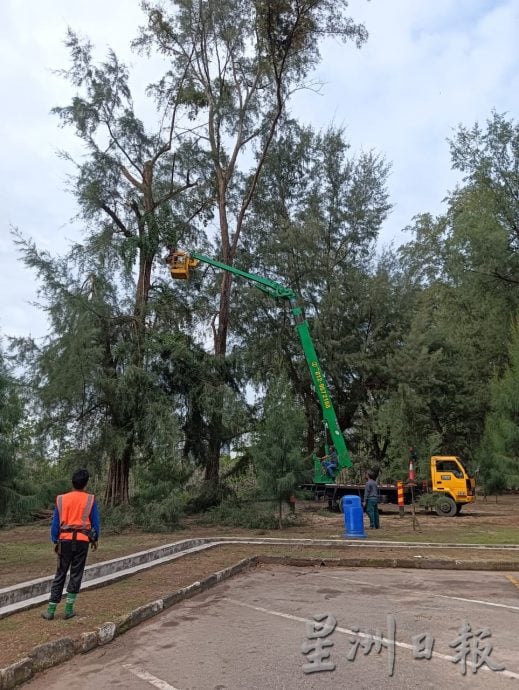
[433,593,519,611]
[319,574,374,586]
[225,598,519,680]
[321,573,519,612]
[122,663,181,690]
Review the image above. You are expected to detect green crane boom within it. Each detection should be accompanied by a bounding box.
[167,250,352,482]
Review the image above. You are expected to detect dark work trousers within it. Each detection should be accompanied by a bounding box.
[366,498,380,529]
[49,540,89,602]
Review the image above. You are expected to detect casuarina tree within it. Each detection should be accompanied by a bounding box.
[252,373,305,527]
[17,28,209,505]
[135,0,368,492]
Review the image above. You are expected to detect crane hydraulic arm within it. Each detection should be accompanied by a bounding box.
[167,250,352,481]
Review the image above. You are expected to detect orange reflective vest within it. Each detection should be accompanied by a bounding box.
[57,491,95,542]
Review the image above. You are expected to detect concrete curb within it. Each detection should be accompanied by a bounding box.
[0,556,258,690]
[212,537,519,550]
[258,555,519,570]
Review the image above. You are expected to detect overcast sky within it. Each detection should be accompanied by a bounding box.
[1,0,518,342]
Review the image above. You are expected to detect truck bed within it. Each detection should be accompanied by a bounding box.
[301,481,423,510]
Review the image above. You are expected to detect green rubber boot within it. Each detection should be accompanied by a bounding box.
[64,593,77,619]
[41,602,57,620]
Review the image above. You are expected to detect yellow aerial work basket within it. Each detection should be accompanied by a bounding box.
[167,250,200,280]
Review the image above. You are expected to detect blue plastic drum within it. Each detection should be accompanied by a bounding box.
[342,495,367,539]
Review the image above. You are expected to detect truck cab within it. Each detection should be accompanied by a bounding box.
[430,455,476,515]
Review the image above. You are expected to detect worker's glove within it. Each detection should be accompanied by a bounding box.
[90,541,98,551]
[53,543,59,554]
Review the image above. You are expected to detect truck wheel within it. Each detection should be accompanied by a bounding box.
[435,496,457,517]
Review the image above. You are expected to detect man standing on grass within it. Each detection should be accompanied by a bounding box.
[42,469,100,620]
[363,470,380,529]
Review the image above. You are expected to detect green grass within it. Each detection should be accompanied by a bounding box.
[0,543,52,582]
[373,527,519,545]
[0,532,180,587]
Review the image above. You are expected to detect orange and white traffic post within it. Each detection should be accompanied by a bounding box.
[397,480,405,517]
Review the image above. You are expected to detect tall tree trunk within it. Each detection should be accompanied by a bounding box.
[104,167,155,505]
[205,271,233,486]
[205,173,234,486]
[104,435,133,506]
[205,409,222,484]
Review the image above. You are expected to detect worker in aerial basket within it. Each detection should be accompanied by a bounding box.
[321,445,339,478]
[41,468,100,620]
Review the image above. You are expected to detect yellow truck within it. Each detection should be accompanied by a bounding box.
[428,455,476,515]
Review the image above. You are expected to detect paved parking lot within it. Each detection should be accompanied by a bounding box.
[27,565,519,689]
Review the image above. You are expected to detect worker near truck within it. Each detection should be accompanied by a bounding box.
[41,468,100,620]
[363,470,380,529]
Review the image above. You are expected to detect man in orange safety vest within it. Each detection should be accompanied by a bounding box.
[42,468,100,620]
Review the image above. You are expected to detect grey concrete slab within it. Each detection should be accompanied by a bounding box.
[25,566,519,689]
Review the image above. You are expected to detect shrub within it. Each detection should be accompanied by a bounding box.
[200,500,299,530]
[134,493,185,532]
[101,504,136,534]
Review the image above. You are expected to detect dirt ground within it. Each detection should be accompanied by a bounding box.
[1,495,518,589]
[0,546,253,667]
